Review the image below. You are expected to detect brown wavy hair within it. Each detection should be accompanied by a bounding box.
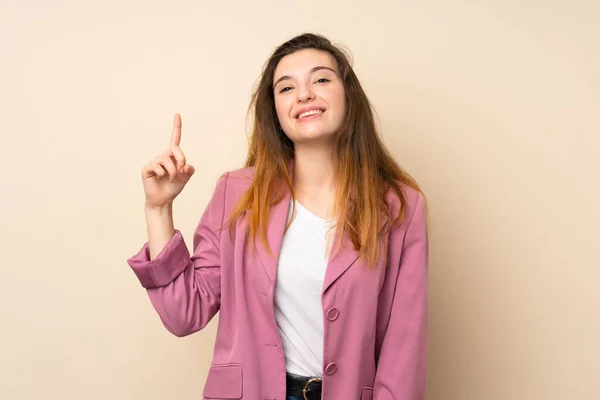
[225,32,424,268]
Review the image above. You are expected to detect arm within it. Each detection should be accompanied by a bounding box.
[144,203,175,262]
[126,172,229,337]
[374,192,429,400]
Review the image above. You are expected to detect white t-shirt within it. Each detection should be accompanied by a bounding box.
[274,198,336,377]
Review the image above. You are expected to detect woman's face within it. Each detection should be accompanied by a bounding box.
[273,49,346,146]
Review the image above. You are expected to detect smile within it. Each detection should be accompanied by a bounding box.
[297,109,324,119]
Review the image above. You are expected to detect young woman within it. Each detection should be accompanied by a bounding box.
[128,33,429,400]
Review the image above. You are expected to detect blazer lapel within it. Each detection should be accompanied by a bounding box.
[322,214,389,294]
[322,228,360,294]
[256,188,292,284]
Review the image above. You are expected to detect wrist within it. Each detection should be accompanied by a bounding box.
[144,203,173,216]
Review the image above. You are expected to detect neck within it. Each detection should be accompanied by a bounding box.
[292,143,336,202]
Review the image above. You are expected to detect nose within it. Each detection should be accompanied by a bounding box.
[295,82,315,103]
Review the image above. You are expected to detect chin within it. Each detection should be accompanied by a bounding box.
[292,130,336,144]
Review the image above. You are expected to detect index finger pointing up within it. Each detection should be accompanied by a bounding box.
[170,113,182,146]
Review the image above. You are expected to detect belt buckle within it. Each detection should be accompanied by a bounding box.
[302,377,322,400]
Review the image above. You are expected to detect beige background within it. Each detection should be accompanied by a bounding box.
[1,1,599,399]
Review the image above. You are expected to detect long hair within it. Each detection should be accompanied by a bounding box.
[225,32,424,268]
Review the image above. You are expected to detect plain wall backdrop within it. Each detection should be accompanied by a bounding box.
[1,1,599,399]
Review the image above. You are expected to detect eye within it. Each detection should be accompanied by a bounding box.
[315,78,330,84]
[279,86,293,93]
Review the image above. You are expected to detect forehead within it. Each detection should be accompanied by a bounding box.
[274,48,338,78]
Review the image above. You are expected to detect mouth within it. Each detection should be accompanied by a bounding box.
[295,108,326,119]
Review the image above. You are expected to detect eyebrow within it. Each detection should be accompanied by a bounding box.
[273,66,337,88]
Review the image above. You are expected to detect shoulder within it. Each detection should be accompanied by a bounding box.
[212,165,255,202]
[224,165,256,181]
[384,182,427,230]
[202,166,256,222]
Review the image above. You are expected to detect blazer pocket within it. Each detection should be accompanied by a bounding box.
[203,363,243,399]
[361,387,374,400]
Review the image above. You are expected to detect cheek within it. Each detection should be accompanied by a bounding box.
[274,99,290,126]
[324,85,345,110]
[332,90,346,120]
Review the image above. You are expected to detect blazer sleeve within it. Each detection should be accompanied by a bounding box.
[374,191,429,400]
[126,172,229,337]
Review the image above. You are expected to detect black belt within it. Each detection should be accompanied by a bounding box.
[286,372,322,400]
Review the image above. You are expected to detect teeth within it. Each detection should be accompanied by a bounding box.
[298,109,323,119]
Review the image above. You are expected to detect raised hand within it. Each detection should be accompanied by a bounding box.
[141,113,195,210]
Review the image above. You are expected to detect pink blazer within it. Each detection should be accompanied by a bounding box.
[127,166,429,400]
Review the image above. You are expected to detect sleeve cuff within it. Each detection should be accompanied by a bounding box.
[126,230,191,288]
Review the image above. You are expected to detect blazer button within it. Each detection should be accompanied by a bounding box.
[326,307,340,321]
[325,362,337,375]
